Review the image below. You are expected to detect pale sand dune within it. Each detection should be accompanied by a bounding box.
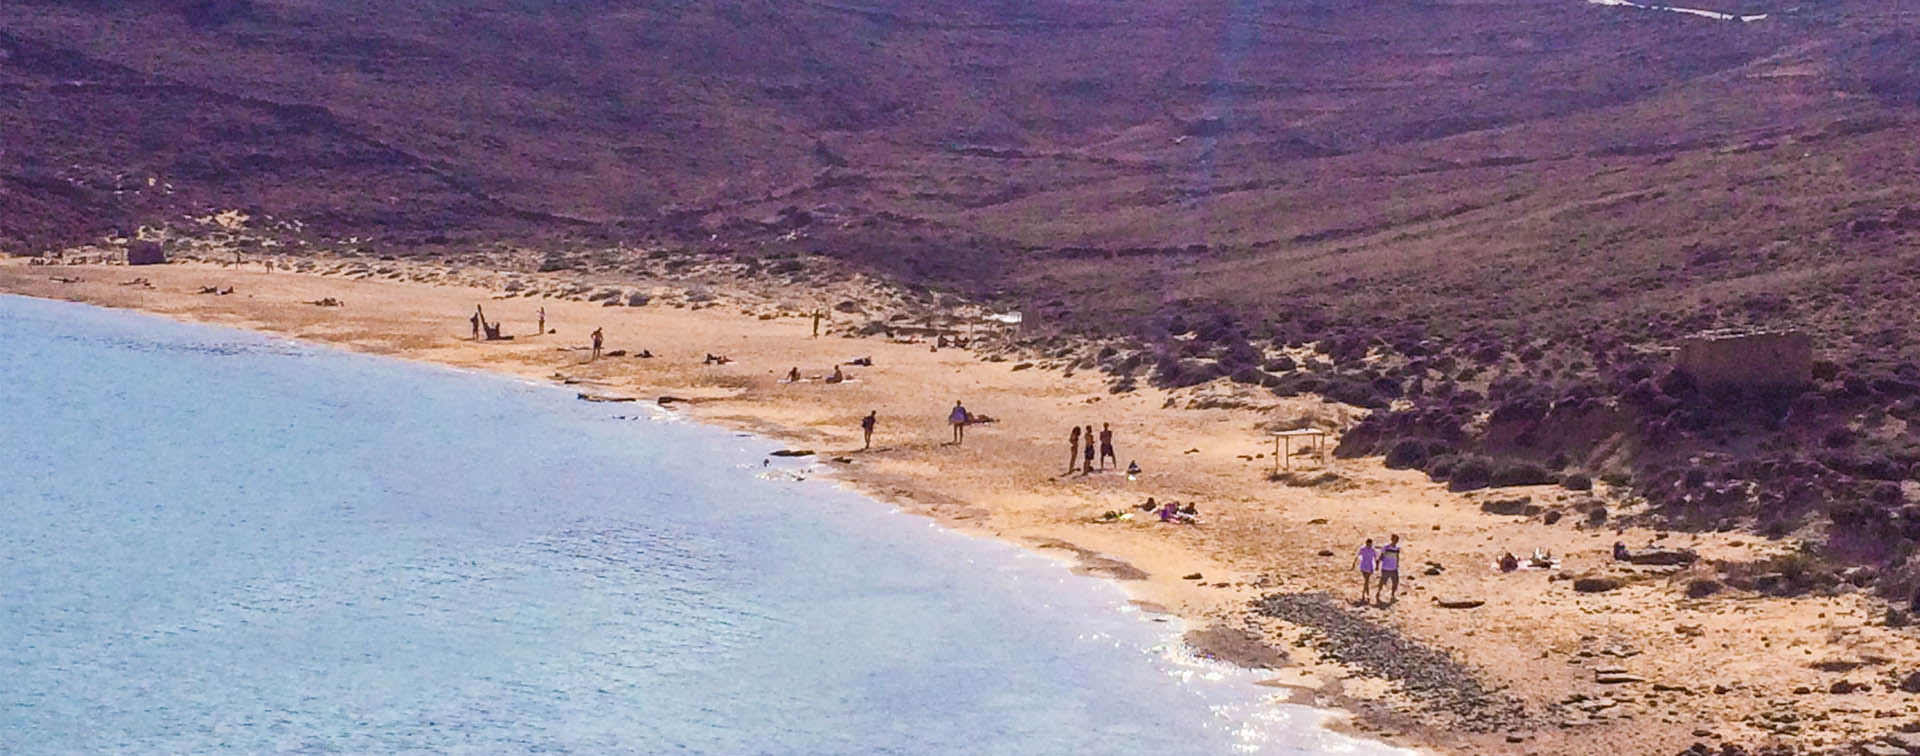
[7,256,1918,755]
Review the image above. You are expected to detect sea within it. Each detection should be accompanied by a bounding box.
[0,295,1405,755]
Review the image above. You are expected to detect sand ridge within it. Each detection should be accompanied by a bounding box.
[7,255,1920,756]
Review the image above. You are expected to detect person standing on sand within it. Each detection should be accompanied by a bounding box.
[1099,423,1116,470]
[590,327,604,361]
[949,401,970,445]
[1377,534,1402,604]
[812,311,823,338]
[1068,426,1083,473]
[1356,538,1378,604]
[1081,425,1096,474]
[470,311,481,341]
[536,307,546,335]
[861,411,876,450]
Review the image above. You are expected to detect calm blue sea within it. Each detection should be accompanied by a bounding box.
[0,295,1400,755]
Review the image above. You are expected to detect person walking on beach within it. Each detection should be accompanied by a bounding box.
[1068,426,1083,473]
[1098,423,1116,470]
[812,310,823,338]
[1355,538,1378,604]
[949,401,970,445]
[1081,425,1096,474]
[536,306,546,335]
[861,410,876,450]
[1377,534,1403,604]
[590,327,604,361]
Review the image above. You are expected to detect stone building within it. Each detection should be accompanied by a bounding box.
[1674,329,1812,389]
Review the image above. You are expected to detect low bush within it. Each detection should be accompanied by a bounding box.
[1384,439,1429,470]
[1490,460,1553,488]
[1449,456,1494,491]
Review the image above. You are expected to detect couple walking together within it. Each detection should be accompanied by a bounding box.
[1355,535,1403,605]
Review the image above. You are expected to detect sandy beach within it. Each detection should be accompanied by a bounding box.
[9,254,1920,755]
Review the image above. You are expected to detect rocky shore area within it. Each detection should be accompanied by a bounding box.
[1256,592,1528,734]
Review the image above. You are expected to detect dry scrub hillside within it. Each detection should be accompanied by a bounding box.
[8,0,1920,598]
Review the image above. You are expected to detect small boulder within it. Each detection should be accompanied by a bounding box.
[1627,548,1698,566]
[1574,576,1626,593]
[1480,497,1541,517]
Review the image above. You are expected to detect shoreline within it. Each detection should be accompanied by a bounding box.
[10,256,1920,755]
[0,285,1387,754]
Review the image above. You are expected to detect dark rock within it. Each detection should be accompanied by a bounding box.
[1574,576,1627,593]
[1686,579,1724,598]
[1481,497,1541,517]
[1434,597,1484,609]
[1627,548,1699,566]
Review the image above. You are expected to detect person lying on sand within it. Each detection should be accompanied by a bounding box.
[1157,501,1198,524]
[847,356,873,366]
[1138,497,1158,512]
[704,353,731,365]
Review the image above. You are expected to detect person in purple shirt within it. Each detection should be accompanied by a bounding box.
[1356,538,1378,604]
[1377,534,1403,604]
[948,401,970,445]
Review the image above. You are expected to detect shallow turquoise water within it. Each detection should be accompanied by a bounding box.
[0,295,1398,755]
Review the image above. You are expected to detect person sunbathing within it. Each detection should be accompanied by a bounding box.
[1158,501,1198,524]
[825,365,845,384]
[785,367,800,382]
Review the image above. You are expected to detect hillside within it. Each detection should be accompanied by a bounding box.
[8,0,1920,576]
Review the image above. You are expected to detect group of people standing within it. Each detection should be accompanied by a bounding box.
[1067,423,1116,474]
[1354,535,1404,605]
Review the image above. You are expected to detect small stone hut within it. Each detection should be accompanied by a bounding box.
[126,241,166,266]
[1674,329,1812,389]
